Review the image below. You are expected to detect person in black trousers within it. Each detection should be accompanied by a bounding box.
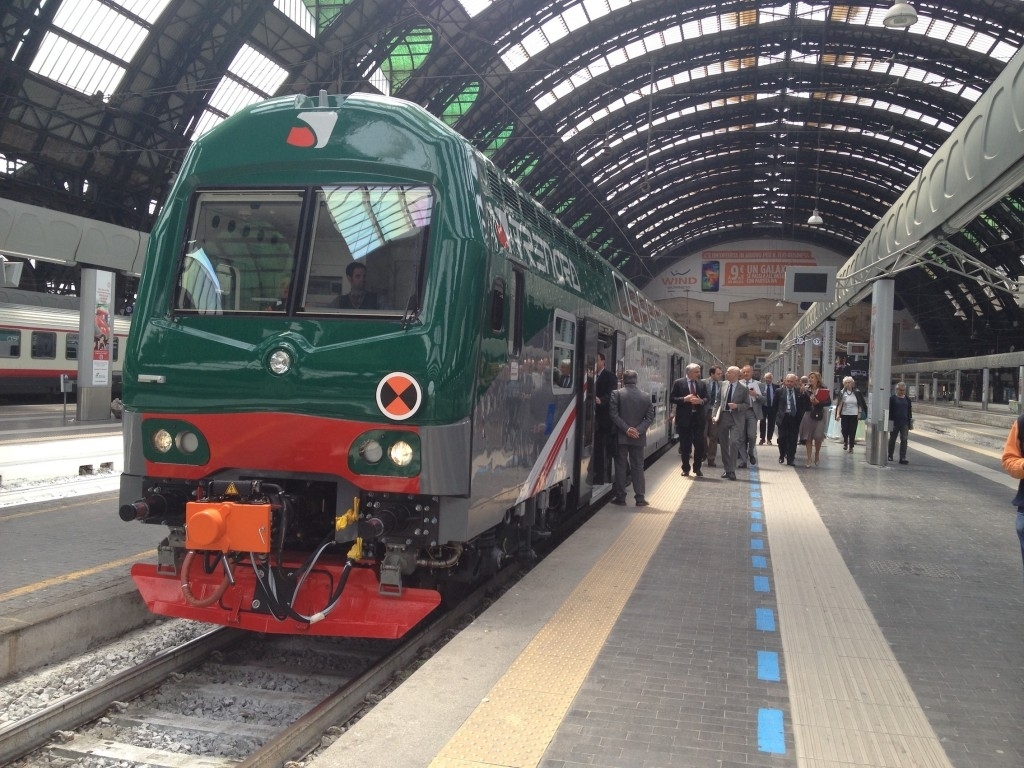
[759,371,778,445]
[888,381,913,464]
[592,352,616,484]
[775,372,805,466]
[670,362,709,477]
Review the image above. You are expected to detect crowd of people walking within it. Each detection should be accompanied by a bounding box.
[597,359,915,505]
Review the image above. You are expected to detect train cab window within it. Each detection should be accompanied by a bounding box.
[552,313,576,393]
[66,333,79,360]
[303,185,433,316]
[0,329,20,357]
[31,331,57,359]
[176,190,304,315]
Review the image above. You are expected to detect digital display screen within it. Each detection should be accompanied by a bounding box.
[793,273,828,293]
[784,267,835,303]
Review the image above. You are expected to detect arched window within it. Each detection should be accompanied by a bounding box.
[440,82,480,127]
[380,27,433,92]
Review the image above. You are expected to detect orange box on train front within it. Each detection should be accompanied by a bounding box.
[185,502,273,553]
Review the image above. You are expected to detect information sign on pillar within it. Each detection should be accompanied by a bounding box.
[77,267,115,421]
[79,269,113,386]
[822,319,836,389]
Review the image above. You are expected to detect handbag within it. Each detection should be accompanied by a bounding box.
[810,388,826,420]
[859,409,867,421]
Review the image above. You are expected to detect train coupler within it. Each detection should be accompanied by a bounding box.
[379,547,408,596]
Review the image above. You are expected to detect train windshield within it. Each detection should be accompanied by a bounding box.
[175,186,433,317]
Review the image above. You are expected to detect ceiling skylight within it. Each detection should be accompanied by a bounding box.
[497,5,1013,141]
[274,0,317,37]
[190,45,289,139]
[29,0,172,97]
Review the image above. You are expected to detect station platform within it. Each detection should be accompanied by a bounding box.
[311,413,1024,768]
[2,406,1024,768]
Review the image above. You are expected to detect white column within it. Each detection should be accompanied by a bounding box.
[867,280,894,466]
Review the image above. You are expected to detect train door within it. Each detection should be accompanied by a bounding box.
[573,318,600,508]
[669,354,684,440]
[614,330,626,377]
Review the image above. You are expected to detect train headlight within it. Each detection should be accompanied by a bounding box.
[152,429,174,453]
[389,440,414,467]
[143,419,211,465]
[176,431,200,455]
[348,431,419,476]
[359,439,383,464]
[268,348,292,375]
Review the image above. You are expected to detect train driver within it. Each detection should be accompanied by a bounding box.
[336,261,379,310]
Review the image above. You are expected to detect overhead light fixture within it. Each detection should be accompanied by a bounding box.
[807,117,824,226]
[883,1,918,29]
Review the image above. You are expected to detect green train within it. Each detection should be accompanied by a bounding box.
[118,92,719,638]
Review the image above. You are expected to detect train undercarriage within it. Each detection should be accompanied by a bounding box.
[121,475,564,638]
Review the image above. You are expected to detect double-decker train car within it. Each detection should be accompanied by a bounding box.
[0,288,129,398]
[119,92,719,638]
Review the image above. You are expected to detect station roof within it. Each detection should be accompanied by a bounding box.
[2,0,1024,357]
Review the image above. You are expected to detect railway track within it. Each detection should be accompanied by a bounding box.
[1,565,523,767]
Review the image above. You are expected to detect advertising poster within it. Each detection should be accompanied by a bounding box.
[701,261,720,292]
[91,271,112,386]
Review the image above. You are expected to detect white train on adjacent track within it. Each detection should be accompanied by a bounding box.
[0,287,130,398]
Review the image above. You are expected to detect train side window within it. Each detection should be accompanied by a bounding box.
[489,277,505,332]
[640,297,652,331]
[626,285,643,326]
[613,274,630,319]
[66,333,79,360]
[552,312,576,392]
[0,329,20,357]
[510,268,524,357]
[31,331,56,359]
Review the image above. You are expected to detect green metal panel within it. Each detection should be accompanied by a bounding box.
[126,93,488,426]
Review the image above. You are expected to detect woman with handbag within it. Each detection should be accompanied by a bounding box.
[834,376,868,452]
[799,371,831,467]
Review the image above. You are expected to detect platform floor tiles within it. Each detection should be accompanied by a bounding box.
[312,434,1024,768]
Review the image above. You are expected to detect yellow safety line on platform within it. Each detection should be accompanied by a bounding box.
[759,461,955,768]
[0,550,151,603]
[428,467,690,768]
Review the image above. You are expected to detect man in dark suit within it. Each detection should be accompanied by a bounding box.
[670,362,709,477]
[592,352,616,484]
[704,365,723,467]
[712,366,751,480]
[775,372,805,466]
[554,359,573,388]
[610,369,656,506]
[759,371,778,445]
